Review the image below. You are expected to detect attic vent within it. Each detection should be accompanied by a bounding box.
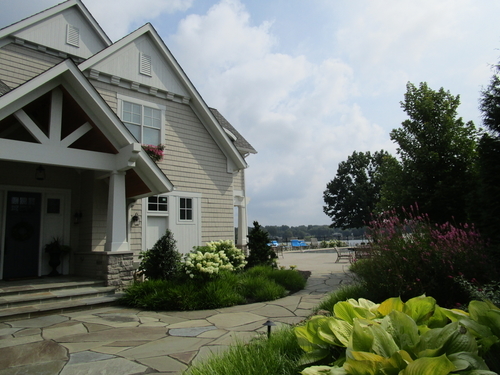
[139,53,152,76]
[66,24,80,47]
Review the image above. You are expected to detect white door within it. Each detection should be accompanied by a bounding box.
[146,216,168,250]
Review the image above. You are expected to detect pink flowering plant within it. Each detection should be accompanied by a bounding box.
[351,205,496,305]
[142,144,165,162]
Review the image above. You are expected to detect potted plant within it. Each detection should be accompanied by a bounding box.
[45,238,71,276]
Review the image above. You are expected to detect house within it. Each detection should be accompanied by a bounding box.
[0,0,256,286]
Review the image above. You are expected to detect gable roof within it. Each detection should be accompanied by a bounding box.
[79,23,250,170]
[0,59,173,198]
[0,0,111,58]
[210,108,256,155]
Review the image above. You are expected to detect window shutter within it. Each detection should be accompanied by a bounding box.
[140,53,152,76]
[66,25,80,47]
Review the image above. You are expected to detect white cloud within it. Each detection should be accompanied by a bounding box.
[84,0,194,40]
[171,0,275,78]
[168,0,394,225]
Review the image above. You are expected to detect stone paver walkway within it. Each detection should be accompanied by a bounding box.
[0,251,351,374]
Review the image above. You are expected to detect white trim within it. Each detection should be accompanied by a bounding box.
[117,93,166,145]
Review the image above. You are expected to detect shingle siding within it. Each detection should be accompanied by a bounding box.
[92,81,236,245]
[0,44,62,89]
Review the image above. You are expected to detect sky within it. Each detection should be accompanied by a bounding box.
[1,0,500,226]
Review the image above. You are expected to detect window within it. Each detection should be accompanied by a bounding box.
[179,198,193,221]
[122,101,162,145]
[148,196,168,212]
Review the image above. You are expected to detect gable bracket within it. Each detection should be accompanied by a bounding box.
[14,109,49,144]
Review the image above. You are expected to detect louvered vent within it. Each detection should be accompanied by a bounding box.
[140,53,152,76]
[66,24,80,47]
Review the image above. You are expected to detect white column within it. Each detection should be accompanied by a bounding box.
[105,171,130,252]
[236,197,248,248]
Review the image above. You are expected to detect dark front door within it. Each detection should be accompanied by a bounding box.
[3,191,42,279]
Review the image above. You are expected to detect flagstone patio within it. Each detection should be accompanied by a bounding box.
[0,251,352,374]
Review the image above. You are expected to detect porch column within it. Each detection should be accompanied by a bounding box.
[235,195,248,249]
[105,171,129,252]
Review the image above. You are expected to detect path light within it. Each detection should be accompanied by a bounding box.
[263,320,276,338]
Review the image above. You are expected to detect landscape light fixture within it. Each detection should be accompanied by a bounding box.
[263,320,276,338]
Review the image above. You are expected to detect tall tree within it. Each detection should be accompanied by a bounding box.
[479,63,500,135]
[246,221,276,268]
[387,82,479,223]
[323,150,392,229]
[476,63,500,252]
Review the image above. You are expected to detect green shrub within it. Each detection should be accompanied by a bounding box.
[121,279,200,310]
[199,274,246,309]
[239,274,286,302]
[352,207,496,306]
[296,295,499,374]
[121,267,305,311]
[268,269,306,293]
[246,221,277,268]
[455,275,500,308]
[244,265,273,278]
[138,229,181,280]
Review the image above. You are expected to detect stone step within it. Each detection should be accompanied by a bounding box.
[0,286,118,309]
[0,293,124,322]
[0,278,106,297]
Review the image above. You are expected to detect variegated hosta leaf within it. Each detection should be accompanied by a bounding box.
[403,295,437,326]
[334,301,377,325]
[400,354,456,375]
[378,297,405,316]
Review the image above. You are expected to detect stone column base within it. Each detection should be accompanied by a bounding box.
[74,251,135,289]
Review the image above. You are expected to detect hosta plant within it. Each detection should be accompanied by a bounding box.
[295,295,500,375]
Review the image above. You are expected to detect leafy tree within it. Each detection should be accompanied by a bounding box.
[480,62,500,135]
[139,229,181,280]
[387,82,479,223]
[476,62,500,255]
[246,221,276,268]
[323,150,392,229]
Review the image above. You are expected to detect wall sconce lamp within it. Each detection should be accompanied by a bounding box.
[74,211,82,224]
[131,213,140,224]
[35,165,46,181]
